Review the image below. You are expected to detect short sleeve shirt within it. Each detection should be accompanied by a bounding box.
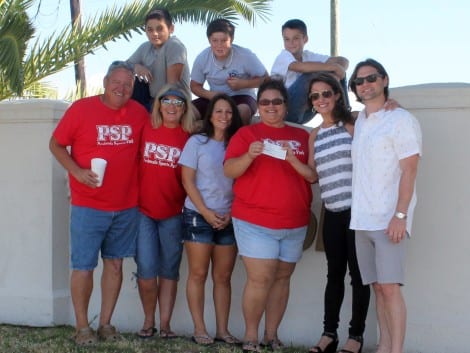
[178,135,233,214]
[191,44,266,98]
[350,108,422,233]
[271,49,330,88]
[53,95,148,210]
[224,123,312,229]
[127,36,190,97]
[139,123,189,219]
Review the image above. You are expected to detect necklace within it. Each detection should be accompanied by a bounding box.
[211,49,233,70]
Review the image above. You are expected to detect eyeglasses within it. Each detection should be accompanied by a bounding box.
[309,90,334,101]
[258,98,285,106]
[161,98,185,107]
[352,73,383,86]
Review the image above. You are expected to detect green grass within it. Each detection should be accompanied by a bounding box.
[0,325,308,353]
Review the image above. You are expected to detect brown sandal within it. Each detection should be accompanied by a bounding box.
[72,327,97,346]
[97,324,120,341]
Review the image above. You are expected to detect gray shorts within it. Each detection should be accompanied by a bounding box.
[355,230,406,285]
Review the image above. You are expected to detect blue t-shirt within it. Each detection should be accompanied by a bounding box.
[179,134,233,213]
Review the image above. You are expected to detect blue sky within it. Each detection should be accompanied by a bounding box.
[34,0,470,96]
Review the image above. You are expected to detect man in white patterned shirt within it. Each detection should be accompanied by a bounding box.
[348,59,422,353]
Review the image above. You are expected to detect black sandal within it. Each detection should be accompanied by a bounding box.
[308,332,338,353]
[338,335,363,353]
[260,338,284,351]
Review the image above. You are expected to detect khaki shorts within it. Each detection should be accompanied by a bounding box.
[355,230,406,285]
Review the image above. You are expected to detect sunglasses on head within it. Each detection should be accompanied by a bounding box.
[309,90,334,101]
[353,73,383,86]
[161,98,185,107]
[110,60,134,71]
[258,98,285,106]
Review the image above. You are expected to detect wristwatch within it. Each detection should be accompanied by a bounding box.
[394,211,407,219]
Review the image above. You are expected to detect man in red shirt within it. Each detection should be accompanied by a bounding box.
[49,61,148,345]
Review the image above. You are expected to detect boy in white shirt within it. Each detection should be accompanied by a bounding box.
[271,19,349,124]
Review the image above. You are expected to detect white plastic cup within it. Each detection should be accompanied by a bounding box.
[91,158,107,187]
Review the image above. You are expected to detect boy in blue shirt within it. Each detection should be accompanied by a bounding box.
[271,19,349,124]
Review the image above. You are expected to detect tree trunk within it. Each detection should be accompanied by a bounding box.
[70,0,87,97]
[330,0,339,56]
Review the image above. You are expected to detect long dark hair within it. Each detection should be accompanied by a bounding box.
[200,94,242,147]
[308,73,354,125]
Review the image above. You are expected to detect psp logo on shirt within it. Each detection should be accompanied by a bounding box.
[143,142,181,167]
[96,125,133,145]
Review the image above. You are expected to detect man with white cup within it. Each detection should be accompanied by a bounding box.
[49,61,148,345]
[91,158,107,187]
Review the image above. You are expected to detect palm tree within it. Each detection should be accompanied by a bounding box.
[69,0,87,97]
[330,0,339,56]
[0,0,272,101]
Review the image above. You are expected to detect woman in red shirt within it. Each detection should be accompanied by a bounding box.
[135,84,195,339]
[224,78,315,352]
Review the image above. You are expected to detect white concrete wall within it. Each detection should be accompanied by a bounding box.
[0,84,468,352]
[389,83,470,353]
[0,100,71,325]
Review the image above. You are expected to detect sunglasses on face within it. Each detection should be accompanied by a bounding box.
[258,98,285,106]
[309,90,334,101]
[353,73,383,86]
[161,98,185,107]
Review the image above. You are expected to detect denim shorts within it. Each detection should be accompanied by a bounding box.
[135,212,184,280]
[182,207,236,246]
[232,217,307,263]
[70,206,139,270]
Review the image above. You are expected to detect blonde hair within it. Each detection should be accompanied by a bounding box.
[151,83,195,133]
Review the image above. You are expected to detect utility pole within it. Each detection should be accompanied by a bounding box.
[330,0,339,56]
[70,0,87,97]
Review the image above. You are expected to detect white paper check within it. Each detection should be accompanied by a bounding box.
[262,140,287,160]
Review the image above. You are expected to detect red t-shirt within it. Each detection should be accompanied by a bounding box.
[139,123,189,219]
[53,96,148,210]
[224,123,312,229]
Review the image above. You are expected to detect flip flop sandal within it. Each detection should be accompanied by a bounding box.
[260,338,284,351]
[242,341,262,353]
[191,334,214,345]
[214,334,242,345]
[97,324,120,341]
[72,327,97,346]
[159,329,178,339]
[137,327,157,339]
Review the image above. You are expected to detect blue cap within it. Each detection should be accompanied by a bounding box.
[158,89,186,101]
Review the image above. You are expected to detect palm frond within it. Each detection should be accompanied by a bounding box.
[0,0,34,95]
[0,0,272,100]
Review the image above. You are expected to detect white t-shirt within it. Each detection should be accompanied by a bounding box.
[350,108,422,234]
[191,44,266,98]
[271,49,330,88]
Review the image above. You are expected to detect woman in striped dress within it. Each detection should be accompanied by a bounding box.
[307,73,370,353]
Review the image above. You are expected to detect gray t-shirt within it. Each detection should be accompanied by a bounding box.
[191,44,266,98]
[127,36,190,97]
[179,134,233,214]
